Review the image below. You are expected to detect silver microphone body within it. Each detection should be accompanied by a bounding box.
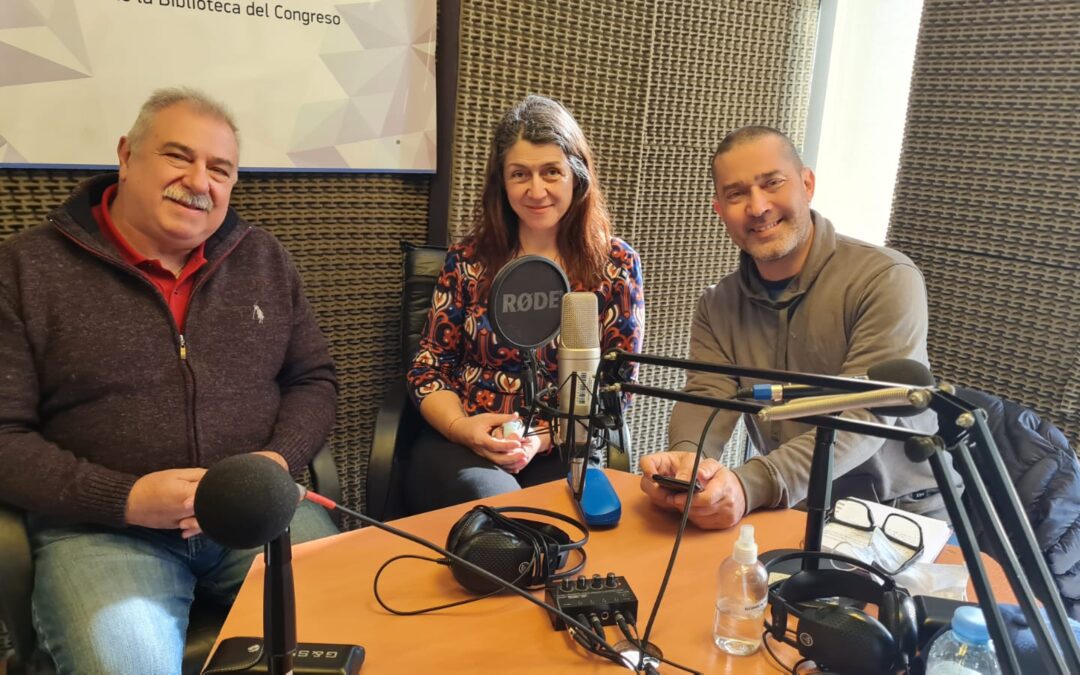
[757,386,932,422]
[557,292,601,447]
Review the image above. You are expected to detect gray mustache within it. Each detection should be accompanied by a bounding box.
[163,185,213,212]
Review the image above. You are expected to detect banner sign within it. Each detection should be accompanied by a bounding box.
[0,0,436,172]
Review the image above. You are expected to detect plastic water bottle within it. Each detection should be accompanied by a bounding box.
[925,606,1002,675]
[713,524,768,655]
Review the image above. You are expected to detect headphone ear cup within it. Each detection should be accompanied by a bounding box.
[879,590,918,665]
[796,604,896,674]
[446,507,490,552]
[449,529,537,594]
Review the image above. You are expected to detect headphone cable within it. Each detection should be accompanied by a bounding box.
[372,553,526,615]
[322,499,637,671]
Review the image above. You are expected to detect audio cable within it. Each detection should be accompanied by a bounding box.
[304,493,641,671]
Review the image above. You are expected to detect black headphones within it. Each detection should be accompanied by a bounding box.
[445,505,588,594]
[764,551,917,674]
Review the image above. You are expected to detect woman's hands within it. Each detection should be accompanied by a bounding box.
[448,412,550,473]
[421,392,551,474]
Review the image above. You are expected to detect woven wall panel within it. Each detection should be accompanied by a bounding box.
[448,0,819,469]
[889,0,1080,446]
[0,170,430,528]
[448,1,655,241]
[631,0,818,465]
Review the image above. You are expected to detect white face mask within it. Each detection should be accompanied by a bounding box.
[833,527,916,573]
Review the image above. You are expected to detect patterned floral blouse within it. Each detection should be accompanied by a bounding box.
[407,237,645,417]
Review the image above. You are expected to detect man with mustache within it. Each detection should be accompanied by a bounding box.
[638,126,957,530]
[0,88,339,673]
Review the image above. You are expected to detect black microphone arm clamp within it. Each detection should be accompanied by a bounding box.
[598,349,1080,675]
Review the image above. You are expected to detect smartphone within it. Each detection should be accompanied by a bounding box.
[651,474,704,493]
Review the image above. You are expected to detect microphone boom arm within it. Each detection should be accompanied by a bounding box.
[601,348,1080,675]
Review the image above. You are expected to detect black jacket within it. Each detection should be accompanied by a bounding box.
[956,387,1080,619]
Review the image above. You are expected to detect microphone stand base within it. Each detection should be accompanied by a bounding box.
[203,636,365,675]
[569,467,621,528]
[759,548,855,576]
[614,639,663,671]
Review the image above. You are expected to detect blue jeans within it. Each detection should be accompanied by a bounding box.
[28,501,338,675]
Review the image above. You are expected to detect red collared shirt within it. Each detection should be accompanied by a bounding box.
[92,184,207,332]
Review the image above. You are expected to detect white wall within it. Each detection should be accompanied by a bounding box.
[808,0,924,245]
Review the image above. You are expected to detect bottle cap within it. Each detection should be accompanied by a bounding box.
[733,524,758,565]
[951,606,991,645]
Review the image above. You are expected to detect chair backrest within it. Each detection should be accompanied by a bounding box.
[399,241,449,369]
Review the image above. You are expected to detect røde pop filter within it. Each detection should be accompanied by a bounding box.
[194,454,298,549]
[488,255,570,349]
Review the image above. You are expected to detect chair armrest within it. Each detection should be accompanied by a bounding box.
[308,444,341,505]
[0,502,36,663]
[306,444,342,529]
[367,379,421,522]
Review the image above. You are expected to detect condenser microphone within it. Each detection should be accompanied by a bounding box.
[557,292,601,446]
[555,292,620,528]
[757,386,932,422]
[195,455,364,675]
[747,358,935,412]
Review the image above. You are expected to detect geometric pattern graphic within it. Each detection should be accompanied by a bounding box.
[888,0,1080,447]
[288,0,436,169]
[0,0,91,86]
[0,135,28,163]
[0,0,434,171]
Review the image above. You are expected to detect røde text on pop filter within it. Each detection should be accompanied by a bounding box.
[488,255,570,349]
[194,454,299,549]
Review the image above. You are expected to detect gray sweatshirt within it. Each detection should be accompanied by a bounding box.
[668,212,954,514]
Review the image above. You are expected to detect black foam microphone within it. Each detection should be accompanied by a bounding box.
[195,455,364,675]
[195,455,299,675]
[200,456,643,672]
[195,454,298,548]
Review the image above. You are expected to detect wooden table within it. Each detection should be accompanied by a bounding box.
[214,471,1013,674]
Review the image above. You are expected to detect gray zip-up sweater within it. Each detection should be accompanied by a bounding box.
[0,174,337,527]
[668,212,952,513]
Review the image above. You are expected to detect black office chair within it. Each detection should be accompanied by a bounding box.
[365,241,631,523]
[0,445,341,675]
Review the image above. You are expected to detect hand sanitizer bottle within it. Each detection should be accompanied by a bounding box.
[713,524,769,655]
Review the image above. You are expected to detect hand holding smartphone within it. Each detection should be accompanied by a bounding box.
[651,474,704,494]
